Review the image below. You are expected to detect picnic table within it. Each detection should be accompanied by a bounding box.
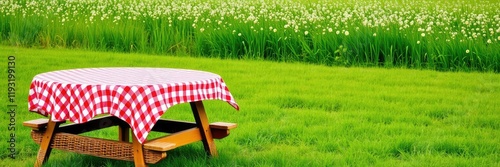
[23,67,239,167]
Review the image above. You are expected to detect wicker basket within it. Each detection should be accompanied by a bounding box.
[31,131,166,164]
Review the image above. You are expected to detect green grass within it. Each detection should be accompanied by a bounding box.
[1,45,499,166]
[1,0,499,72]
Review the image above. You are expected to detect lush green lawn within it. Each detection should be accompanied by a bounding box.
[1,45,499,166]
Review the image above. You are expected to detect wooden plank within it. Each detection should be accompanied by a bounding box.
[190,101,218,157]
[23,119,66,131]
[209,122,237,139]
[118,124,130,142]
[132,136,147,167]
[152,119,237,133]
[24,116,126,134]
[210,122,237,130]
[152,119,236,139]
[151,119,196,133]
[23,118,49,130]
[23,116,124,133]
[210,122,237,139]
[143,142,176,152]
[144,128,202,152]
[34,119,62,167]
[57,116,125,134]
[211,129,230,139]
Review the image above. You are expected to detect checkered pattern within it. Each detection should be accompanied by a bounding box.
[28,68,239,143]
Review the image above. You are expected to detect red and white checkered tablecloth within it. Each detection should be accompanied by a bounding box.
[28,67,239,143]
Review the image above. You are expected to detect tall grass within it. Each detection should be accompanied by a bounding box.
[1,0,499,72]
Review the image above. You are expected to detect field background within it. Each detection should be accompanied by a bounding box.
[1,0,500,166]
[1,0,500,72]
[1,46,500,166]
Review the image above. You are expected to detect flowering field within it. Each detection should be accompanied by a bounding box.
[1,0,500,72]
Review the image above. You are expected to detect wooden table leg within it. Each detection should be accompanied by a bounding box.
[118,124,130,142]
[34,119,62,167]
[190,101,218,157]
[132,136,147,167]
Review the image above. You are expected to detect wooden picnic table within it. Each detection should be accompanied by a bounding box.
[23,67,239,167]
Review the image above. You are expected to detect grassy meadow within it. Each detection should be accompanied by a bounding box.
[1,0,500,72]
[1,46,500,166]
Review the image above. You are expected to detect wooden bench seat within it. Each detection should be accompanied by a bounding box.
[24,118,237,153]
[144,122,237,152]
[23,118,65,131]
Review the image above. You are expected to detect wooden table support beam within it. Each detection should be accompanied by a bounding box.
[190,101,218,157]
[132,136,147,167]
[119,124,130,142]
[34,119,63,167]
